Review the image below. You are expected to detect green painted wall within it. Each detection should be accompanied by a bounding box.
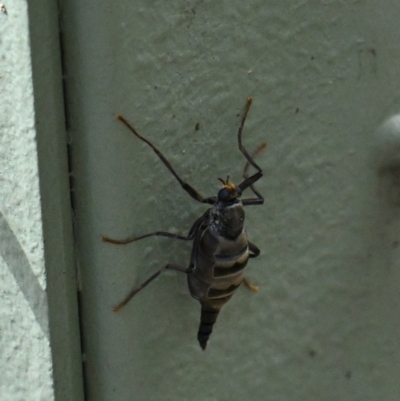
[62,0,400,400]
[60,1,400,400]
[2,0,400,400]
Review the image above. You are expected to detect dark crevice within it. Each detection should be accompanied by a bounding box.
[56,1,88,400]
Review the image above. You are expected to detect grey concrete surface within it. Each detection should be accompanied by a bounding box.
[0,1,83,400]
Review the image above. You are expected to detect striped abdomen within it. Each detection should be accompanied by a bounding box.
[188,226,250,349]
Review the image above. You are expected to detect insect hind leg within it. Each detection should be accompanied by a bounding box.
[243,277,259,293]
[243,241,260,293]
[113,264,189,312]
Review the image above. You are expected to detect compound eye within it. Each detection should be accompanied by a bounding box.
[218,188,231,201]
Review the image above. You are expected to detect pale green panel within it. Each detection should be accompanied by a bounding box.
[27,0,86,399]
[61,0,400,400]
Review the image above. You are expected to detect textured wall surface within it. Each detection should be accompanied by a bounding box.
[0,2,54,400]
[0,1,83,400]
[60,0,400,400]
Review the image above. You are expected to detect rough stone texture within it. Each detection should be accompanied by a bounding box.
[61,0,400,400]
[0,1,83,400]
[0,1,53,400]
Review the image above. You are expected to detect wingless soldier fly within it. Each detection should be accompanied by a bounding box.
[103,97,266,350]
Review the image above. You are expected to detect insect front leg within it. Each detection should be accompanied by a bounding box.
[236,97,265,206]
[116,115,216,205]
[241,143,267,205]
[113,263,189,312]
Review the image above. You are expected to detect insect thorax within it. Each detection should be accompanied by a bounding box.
[212,200,245,239]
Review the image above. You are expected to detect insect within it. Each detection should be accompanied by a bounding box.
[103,97,266,350]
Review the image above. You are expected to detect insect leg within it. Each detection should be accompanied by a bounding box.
[243,241,261,292]
[102,210,209,245]
[241,143,267,205]
[243,277,259,293]
[116,115,215,205]
[103,231,193,245]
[236,97,265,205]
[113,263,189,312]
[248,241,260,258]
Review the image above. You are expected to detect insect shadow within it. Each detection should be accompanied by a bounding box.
[103,97,266,350]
